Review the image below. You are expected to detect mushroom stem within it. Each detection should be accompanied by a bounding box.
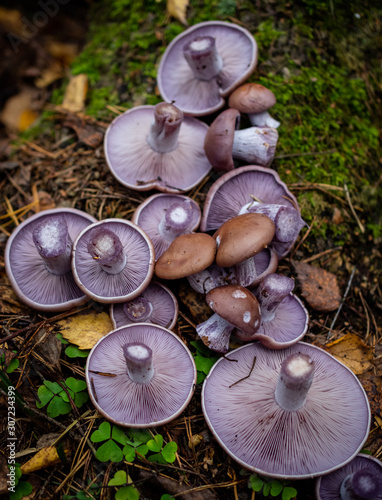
[183,36,223,81]
[196,313,234,354]
[158,199,194,240]
[32,215,73,275]
[239,202,306,243]
[234,256,259,288]
[340,469,382,500]
[187,264,236,294]
[231,127,278,167]
[274,353,315,411]
[147,102,183,154]
[255,274,295,321]
[248,110,280,129]
[87,227,126,275]
[123,296,153,322]
[123,342,154,384]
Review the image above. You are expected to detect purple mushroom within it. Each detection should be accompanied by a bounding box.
[131,193,201,259]
[316,454,382,500]
[104,102,211,193]
[202,342,371,479]
[110,281,178,330]
[4,208,96,311]
[200,165,304,258]
[204,108,278,170]
[235,273,309,348]
[72,219,155,303]
[86,323,197,427]
[157,21,258,116]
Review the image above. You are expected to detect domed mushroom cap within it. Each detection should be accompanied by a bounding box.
[228,83,276,114]
[206,285,261,336]
[202,342,370,479]
[72,219,155,303]
[214,213,275,268]
[86,324,197,427]
[132,193,201,259]
[204,108,239,171]
[157,21,257,116]
[5,207,96,311]
[316,454,382,500]
[104,103,211,193]
[111,282,178,330]
[200,165,300,258]
[155,233,216,280]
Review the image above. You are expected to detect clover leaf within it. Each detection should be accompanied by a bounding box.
[91,422,127,462]
[282,486,297,500]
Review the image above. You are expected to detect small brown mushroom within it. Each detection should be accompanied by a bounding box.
[155,233,216,280]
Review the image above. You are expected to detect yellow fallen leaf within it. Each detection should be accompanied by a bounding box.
[62,74,88,113]
[0,90,39,132]
[167,0,189,25]
[21,444,72,474]
[324,332,373,374]
[58,311,113,349]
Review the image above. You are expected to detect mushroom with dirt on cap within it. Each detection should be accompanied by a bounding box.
[86,323,197,427]
[196,284,262,353]
[157,21,258,116]
[202,341,371,479]
[5,207,96,312]
[228,82,280,128]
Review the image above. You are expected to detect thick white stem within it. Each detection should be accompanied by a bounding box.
[232,127,278,167]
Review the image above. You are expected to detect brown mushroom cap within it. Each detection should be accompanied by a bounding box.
[214,213,275,268]
[155,233,216,279]
[206,284,261,336]
[228,83,276,114]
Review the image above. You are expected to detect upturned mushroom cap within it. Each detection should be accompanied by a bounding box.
[214,213,275,268]
[200,165,301,258]
[157,21,258,116]
[204,108,239,171]
[5,207,96,311]
[155,233,216,279]
[72,219,155,303]
[104,103,211,193]
[316,454,382,500]
[206,285,261,336]
[202,341,371,479]
[228,83,276,114]
[110,281,178,330]
[86,324,197,427]
[132,193,201,259]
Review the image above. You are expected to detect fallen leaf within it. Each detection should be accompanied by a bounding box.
[0,89,40,132]
[62,74,88,113]
[292,260,341,312]
[58,311,113,349]
[64,116,104,147]
[35,61,64,88]
[0,271,24,314]
[167,0,189,26]
[20,443,72,474]
[34,328,62,372]
[324,333,374,374]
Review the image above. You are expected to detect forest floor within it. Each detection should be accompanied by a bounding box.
[0,0,381,499]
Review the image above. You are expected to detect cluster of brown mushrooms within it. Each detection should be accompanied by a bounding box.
[5,20,381,497]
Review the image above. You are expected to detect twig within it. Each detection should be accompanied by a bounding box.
[344,183,365,233]
[229,356,256,388]
[302,246,343,263]
[327,266,357,340]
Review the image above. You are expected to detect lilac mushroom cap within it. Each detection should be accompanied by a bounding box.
[202,341,371,479]
[111,281,179,330]
[316,454,382,500]
[132,193,201,259]
[86,323,197,427]
[235,273,309,348]
[72,219,155,303]
[157,21,258,116]
[104,102,212,193]
[200,165,302,258]
[4,208,96,311]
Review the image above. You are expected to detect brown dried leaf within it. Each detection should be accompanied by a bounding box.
[58,311,113,349]
[34,328,62,372]
[324,332,374,374]
[0,271,24,314]
[64,117,104,147]
[292,260,341,312]
[167,0,189,25]
[62,74,88,113]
